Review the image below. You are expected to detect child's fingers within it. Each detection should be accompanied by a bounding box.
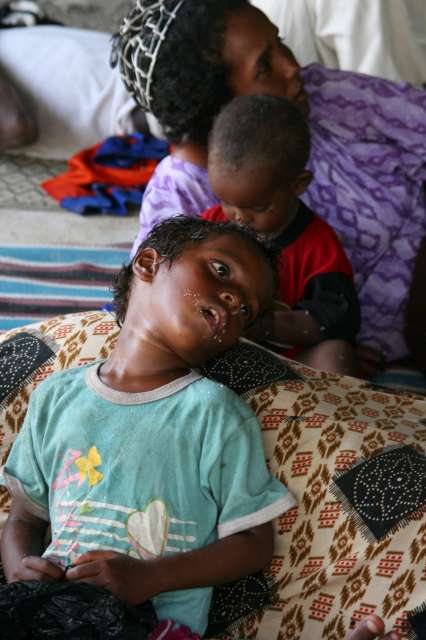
[21,555,64,580]
[72,550,118,565]
[346,616,399,640]
[66,561,100,581]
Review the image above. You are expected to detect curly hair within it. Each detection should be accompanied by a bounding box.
[209,95,311,180]
[111,215,277,326]
[115,0,248,144]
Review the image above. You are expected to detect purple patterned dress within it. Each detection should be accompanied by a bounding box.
[135,64,426,361]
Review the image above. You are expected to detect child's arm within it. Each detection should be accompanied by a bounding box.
[66,521,273,605]
[246,307,323,348]
[1,498,64,583]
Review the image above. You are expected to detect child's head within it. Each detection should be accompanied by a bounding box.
[112,216,277,365]
[208,95,312,236]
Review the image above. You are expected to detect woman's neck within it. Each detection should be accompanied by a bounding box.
[172,141,208,167]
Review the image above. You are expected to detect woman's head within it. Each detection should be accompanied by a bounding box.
[116,0,307,144]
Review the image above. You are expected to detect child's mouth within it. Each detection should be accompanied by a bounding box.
[201,306,227,336]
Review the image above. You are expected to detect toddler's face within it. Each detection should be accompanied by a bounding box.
[149,234,275,366]
[209,162,298,237]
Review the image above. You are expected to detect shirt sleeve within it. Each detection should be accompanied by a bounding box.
[295,271,361,342]
[285,214,361,342]
[202,394,296,539]
[201,205,227,222]
[1,391,49,521]
[131,157,218,257]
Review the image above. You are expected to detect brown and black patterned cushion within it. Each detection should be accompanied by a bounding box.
[0,312,425,639]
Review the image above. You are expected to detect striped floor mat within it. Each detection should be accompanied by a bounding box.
[0,245,130,331]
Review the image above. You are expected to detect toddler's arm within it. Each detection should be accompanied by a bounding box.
[246,307,323,348]
[66,521,273,605]
[1,498,64,583]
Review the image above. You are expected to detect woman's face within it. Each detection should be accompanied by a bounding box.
[222,5,309,114]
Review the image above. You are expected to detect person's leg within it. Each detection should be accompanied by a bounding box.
[346,615,399,640]
[405,235,426,373]
[297,339,359,376]
[0,67,37,151]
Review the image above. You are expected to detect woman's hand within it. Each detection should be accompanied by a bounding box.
[66,550,162,605]
[10,555,64,583]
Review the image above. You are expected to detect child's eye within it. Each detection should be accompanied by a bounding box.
[212,261,229,278]
[240,303,251,319]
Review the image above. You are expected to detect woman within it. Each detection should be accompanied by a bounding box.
[115,0,426,371]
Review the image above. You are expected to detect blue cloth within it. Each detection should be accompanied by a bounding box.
[62,183,143,216]
[94,133,168,168]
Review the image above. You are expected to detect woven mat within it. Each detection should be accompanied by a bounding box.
[0,0,132,213]
[0,243,130,331]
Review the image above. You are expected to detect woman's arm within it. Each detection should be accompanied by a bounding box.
[1,498,64,583]
[66,521,273,605]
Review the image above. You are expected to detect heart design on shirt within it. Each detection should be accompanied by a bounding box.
[126,500,169,558]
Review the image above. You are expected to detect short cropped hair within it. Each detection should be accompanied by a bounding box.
[209,95,311,179]
[111,215,277,325]
[115,0,247,144]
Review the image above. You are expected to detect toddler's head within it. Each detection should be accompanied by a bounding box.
[208,95,312,236]
[112,216,277,364]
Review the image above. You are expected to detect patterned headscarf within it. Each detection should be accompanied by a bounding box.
[111,0,185,112]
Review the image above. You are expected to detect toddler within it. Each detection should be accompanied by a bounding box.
[203,95,361,375]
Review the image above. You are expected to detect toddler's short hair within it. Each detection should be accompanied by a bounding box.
[112,215,278,325]
[209,95,311,180]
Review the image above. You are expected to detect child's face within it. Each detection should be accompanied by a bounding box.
[209,162,299,236]
[137,234,275,366]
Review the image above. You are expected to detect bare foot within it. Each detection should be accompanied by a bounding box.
[346,615,400,640]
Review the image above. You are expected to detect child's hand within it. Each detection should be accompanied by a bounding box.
[356,344,386,379]
[12,555,65,582]
[66,550,161,605]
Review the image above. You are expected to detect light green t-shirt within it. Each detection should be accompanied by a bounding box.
[2,363,295,634]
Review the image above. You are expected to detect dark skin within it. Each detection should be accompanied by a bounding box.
[208,159,360,376]
[2,233,276,605]
[0,67,37,151]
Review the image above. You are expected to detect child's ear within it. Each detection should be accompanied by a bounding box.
[292,170,313,197]
[132,248,163,282]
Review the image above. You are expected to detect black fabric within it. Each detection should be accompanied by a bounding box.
[201,340,302,396]
[265,201,314,252]
[408,605,426,640]
[295,271,361,342]
[207,572,271,636]
[331,446,426,541]
[0,332,56,407]
[0,1,63,27]
[0,580,157,639]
